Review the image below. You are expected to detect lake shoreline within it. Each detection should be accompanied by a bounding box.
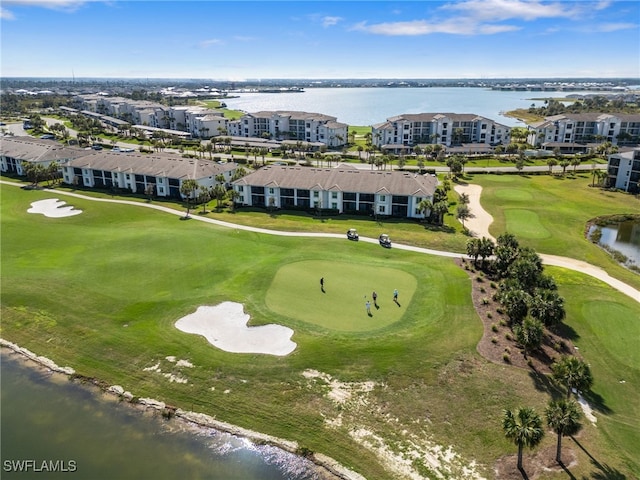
[0,338,364,480]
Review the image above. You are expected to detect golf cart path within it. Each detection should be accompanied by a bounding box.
[454,183,639,303]
[3,180,638,303]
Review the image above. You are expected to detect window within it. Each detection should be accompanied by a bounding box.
[158,187,164,194]
[380,195,386,201]
[379,205,386,213]
[314,191,319,197]
[331,192,338,199]
[332,203,337,209]
[238,185,244,192]
[268,187,275,195]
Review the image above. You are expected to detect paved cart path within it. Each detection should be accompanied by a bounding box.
[3,180,638,303]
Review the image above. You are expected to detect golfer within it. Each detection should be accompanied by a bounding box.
[320,277,324,288]
[365,300,371,314]
[372,291,378,305]
[393,289,398,301]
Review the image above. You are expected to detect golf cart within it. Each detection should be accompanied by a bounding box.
[347,228,359,241]
[379,233,391,248]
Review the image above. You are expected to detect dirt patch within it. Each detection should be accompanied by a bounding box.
[494,445,577,479]
[456,258,579,376]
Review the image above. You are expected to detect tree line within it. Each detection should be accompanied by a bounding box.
[466,233,594,475]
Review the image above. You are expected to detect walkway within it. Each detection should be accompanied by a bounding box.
[3,179,638,303]
[454,183,639,302]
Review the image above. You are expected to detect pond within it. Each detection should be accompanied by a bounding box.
[589,220,640,267]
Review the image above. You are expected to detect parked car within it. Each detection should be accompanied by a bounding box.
[379,234,391,248]
[91,144,103,150]
[40,134,55,140]
[347,228,359,241]
[120,147,134,152]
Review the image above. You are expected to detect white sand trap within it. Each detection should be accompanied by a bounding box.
[175,302,296,356]
[28,198,82,218]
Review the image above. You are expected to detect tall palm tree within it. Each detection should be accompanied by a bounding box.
[417,198,433,223]
[180,179,199,218]
[545,399,582,464]
[502,407,545,472]
[551,356,594,400]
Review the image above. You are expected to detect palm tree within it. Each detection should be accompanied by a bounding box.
[551,356,594,400]
[478,237,495,268]
[417,198,433,223]
[180,179,199,218]
[466,238,481,266]
[502,407,545,473]
[513,317,544,359]
[432,200,449,226]
[545,399,582,464]
[456,204,471,229]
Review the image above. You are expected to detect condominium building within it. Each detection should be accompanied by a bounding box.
[371,113,511,152]
[232,164,438,219]
[607,149,640,193]
[527,113,640,148]
[228,111,349,147]
[0,136,237,198]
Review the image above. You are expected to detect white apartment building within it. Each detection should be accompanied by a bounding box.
[228,111,349,147]
[607,149,640,194]
[371,113,511,152]
[527,113,640,148]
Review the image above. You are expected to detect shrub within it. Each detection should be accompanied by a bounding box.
[503,353,511,363]
[491,336,498,344]
[505,332,513,341]
[490,282,497,289]
[487,312,493,319]
[482,297,490,305]
[480,287,486,293]
[499,319,507,327]
[496,307,505,314]
[491,323,499,332]
[475,276,484,283]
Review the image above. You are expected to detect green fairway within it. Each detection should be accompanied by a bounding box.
[267,260,416,331]
[503,209,551,239]
[2,181,640,479]
[469,173,640,291]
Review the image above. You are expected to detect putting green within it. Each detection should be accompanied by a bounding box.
[494,188,533,201]
[266,260,417,332]
[504,209,551,239]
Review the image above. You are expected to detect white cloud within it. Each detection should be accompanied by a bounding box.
[440,0,578,21]
[199,38,224,48]
[592,22,637,32]
[0,6,16,19]
[353,0,622,37]
[322,15,342,27]
[3,0,86,10]
[353,18,519,36]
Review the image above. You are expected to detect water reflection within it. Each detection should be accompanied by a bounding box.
[590,221,640,266]
[1,352,320,480]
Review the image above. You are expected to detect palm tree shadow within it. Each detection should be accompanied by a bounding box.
[527,369,562,395]
[582,390,613,415]
[572,437,626,480]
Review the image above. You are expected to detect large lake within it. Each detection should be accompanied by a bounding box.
[0,352,320,480]
[223,87,616,127]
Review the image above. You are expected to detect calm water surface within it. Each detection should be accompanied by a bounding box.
[223,87,614,127]
[0,352,319,480]
[595,221,640,265]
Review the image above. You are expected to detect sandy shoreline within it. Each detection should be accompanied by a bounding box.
[0,338,363,480]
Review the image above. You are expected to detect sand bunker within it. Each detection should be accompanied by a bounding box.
[175,302,296,356]
[28,198,82,218]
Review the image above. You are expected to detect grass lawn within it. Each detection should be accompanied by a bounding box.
[467,172,640,291]
[1,182,639,479]
[267,260,416,332]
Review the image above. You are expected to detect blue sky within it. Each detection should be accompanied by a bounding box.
[1,0,639,79]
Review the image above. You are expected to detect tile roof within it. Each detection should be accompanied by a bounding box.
[0,136,91,163]
[234,165,438,196]
[65,152,237,180]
